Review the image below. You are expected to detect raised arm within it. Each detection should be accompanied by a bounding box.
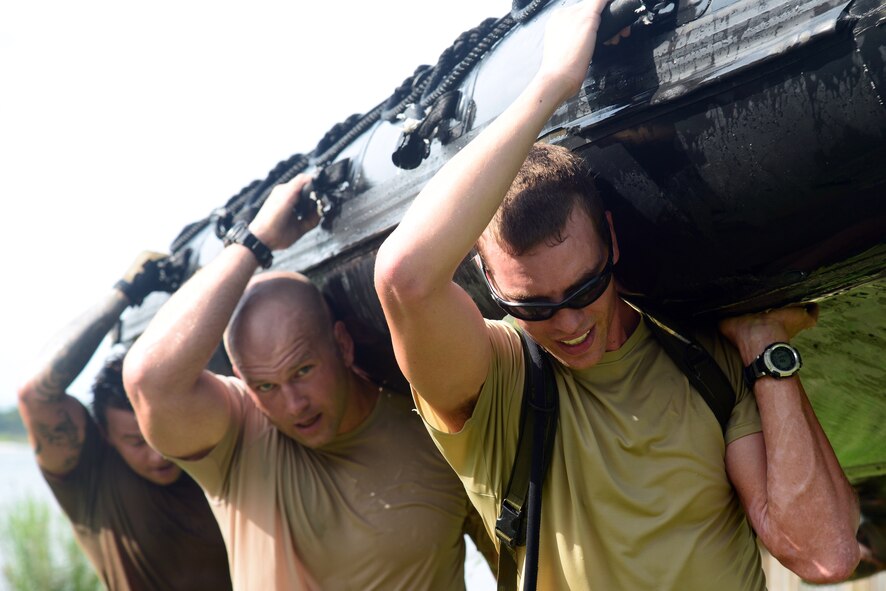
[17,251,170,475]
[374,0,613,431]
[721,305,861,583]
[123,175,318,459]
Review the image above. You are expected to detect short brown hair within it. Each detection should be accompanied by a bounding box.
[92,348,133,430]
[481,143,608,256]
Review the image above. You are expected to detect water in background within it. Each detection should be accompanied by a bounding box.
[0,442,52,505]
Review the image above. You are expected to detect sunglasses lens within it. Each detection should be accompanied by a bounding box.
[571,272,611,308]
[504,304,554,322]
[482,252,613,322]
[502,266,612,322]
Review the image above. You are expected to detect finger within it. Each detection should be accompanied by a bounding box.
[805,302,820,324]
[274,174,311,200]
[287,173,313,195]
[604,25,632,45]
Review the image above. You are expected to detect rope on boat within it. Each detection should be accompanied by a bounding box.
[167,5,554,254]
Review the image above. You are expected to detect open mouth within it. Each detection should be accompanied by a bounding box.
[295,414,321,430]
[560,330,590,346]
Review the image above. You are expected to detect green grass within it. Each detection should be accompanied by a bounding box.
[0,497,101,591]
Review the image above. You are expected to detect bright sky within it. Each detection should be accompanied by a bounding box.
[0,0,508,409]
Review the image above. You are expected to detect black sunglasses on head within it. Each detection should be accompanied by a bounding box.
[478,249,614,322]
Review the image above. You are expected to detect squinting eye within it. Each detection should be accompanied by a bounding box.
[255,383,277,393]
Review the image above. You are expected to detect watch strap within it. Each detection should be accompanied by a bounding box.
[743,358,766,389]
[223,221,273,269]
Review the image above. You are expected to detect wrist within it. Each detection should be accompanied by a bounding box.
[223,221,274,269]
[732,326,791,364]
[526,73,578,111]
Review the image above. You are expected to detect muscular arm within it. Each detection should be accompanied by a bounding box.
[17,290,129,475]
[374,0,612,431]
[722,307,860,583]
[124,175,315,458]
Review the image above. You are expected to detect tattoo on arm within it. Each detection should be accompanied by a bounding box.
[33,409,83,457]
[31,294,128,403]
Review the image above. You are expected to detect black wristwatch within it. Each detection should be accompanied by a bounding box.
[743,342,802,388]
[223,221,274,269]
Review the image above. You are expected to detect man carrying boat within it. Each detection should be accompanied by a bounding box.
[373,0,861,588]
[16,252,232,591]
[123,176,493,590]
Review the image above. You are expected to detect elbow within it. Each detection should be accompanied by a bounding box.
[16,381,34,405]
[121,343,159,411]
[771,534,861,584]
[800,545,860,584]
[373,240,434,310]
[815,537,861,583]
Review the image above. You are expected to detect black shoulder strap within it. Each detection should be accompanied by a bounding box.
[496,330,558,591]
[643,313,735,433]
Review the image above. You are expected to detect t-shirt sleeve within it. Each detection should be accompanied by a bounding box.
[700,330,763,444]
[412,320,526,500]
[174,376,246,498]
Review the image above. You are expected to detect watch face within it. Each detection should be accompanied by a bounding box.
[767,344,800,374]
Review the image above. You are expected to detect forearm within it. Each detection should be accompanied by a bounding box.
[126,245,258,403]
[21,289,129,404]
[380,75,570,290]
[756,382,858,542]
[16,291,126,473]
[736,331,859,578]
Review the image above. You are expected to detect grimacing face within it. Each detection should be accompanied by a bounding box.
[233,314,360,449]
[482,208,621,370]
[104,406,182,486]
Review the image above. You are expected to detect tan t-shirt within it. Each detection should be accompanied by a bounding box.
[178,382,474,591]
[416,319,766,591]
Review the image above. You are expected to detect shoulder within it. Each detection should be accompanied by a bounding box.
[483,318,525,374]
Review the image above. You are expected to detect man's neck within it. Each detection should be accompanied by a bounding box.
[344,373,382,431]
[607,299,642,352]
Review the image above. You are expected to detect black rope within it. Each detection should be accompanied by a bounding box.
[511,0,553,23]
[381,65,433,122]
[314,103,386,167]
[420,16,516,109]
[168,5,550,254]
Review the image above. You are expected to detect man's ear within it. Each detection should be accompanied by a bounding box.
[606,211,620,265]
[333,321,355,368]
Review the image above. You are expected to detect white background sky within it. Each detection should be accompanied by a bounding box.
[0,0,509,409]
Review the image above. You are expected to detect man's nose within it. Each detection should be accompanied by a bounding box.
[146,447,171,467]
[281,385,310,416]
[550,306,586,334]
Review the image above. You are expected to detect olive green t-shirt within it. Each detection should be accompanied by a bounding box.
[44,408,232,591]
[415,318,766,590]
[178,381,474,590]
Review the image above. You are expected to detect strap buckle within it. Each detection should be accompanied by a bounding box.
[495,501,525,549]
